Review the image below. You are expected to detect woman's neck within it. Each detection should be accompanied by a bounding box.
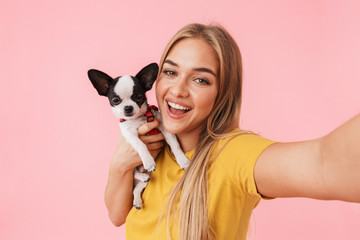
[176,130,201,153]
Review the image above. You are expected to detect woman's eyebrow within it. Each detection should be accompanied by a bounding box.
[164,59,178,67]
[193,67,216,77]
[164,59,217,77]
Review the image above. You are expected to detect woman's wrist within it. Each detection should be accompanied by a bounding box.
[110,152,139,175]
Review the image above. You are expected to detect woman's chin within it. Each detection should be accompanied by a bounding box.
[163,123,181,135]
[161,118,186,135]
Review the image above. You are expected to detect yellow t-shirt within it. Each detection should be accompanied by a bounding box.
[125,133,277,239]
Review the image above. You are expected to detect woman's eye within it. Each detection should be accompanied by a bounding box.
[163,70,176,76]
[195,78,210,85]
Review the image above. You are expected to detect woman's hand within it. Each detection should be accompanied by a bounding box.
[110,132,142,173]
[138,119,165,158]
[110,119,165,173]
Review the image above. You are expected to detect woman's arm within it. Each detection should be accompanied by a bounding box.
[104,138,139,227]
[254,113,360,202]
[104,120,164,226]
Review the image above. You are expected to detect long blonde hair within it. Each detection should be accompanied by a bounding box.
[158,23,250,240]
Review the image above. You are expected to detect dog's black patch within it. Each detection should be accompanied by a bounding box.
[130,77,148,107]
[106,78,122,107]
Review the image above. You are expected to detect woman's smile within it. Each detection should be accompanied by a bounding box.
[166,99,192,118]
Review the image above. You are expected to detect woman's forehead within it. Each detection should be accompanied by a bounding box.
[164,38,219,75]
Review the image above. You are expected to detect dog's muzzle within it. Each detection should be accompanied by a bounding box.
[124,105,134,116]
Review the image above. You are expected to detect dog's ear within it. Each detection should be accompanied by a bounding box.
[88,69,113,96]
[135,63,159,91]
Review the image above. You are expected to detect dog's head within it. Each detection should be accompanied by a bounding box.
[88,63,159,120]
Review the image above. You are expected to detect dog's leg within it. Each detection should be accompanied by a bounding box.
[157,121,190,169]
[121,125,157,172]
[133,179,148,210]
[134,167,150,182]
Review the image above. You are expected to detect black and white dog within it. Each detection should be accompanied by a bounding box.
[88,63,190,209]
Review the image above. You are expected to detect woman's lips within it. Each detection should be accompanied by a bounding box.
[167,100,191,111]
[166,100,191,119]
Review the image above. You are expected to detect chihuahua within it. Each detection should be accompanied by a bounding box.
[88,63,190,209]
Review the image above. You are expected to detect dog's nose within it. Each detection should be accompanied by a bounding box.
[124,105,133,114]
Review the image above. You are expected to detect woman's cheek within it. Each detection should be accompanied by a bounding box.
[155,80,165,109]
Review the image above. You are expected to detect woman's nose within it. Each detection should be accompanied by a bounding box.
[170,77,189,98]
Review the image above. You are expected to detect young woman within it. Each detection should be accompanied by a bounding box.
[104,23,360,240]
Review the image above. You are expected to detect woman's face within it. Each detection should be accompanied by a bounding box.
[156,38,219,137]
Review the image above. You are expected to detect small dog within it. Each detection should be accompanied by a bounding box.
[88,63,190,209]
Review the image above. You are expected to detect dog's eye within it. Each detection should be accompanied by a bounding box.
[112,97,121,104]
[136,95,144,101]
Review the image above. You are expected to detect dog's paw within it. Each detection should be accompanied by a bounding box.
[137,172,150,182]
[133,198,143,210]
[143,161,156,172]
[141,154,156,172]
[145,165,156,172]
[177,155,190,169]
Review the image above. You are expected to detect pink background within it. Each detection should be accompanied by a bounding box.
[1,0,359,239]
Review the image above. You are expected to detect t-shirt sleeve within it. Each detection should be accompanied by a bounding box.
[219,134,278,199]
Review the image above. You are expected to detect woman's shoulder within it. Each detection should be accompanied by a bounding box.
[213,129,277,168]
[217,129,276,151]
[211,129,278,195]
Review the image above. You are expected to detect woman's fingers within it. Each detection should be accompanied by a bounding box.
[138,119,160,136]
[146,141,165,151]
[139,133,165,144]
[138,119,165,144]
[148,142,164,158]
[137,120,165,157]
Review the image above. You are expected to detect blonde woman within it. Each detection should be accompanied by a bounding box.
[104,23,360,240]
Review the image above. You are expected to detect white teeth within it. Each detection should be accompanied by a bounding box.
[168,101,191,110]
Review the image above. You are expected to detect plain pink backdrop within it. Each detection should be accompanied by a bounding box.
[1,0,359,239]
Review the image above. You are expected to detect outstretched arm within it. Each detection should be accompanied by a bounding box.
[254,113,360,202]
[319,113,360,202]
